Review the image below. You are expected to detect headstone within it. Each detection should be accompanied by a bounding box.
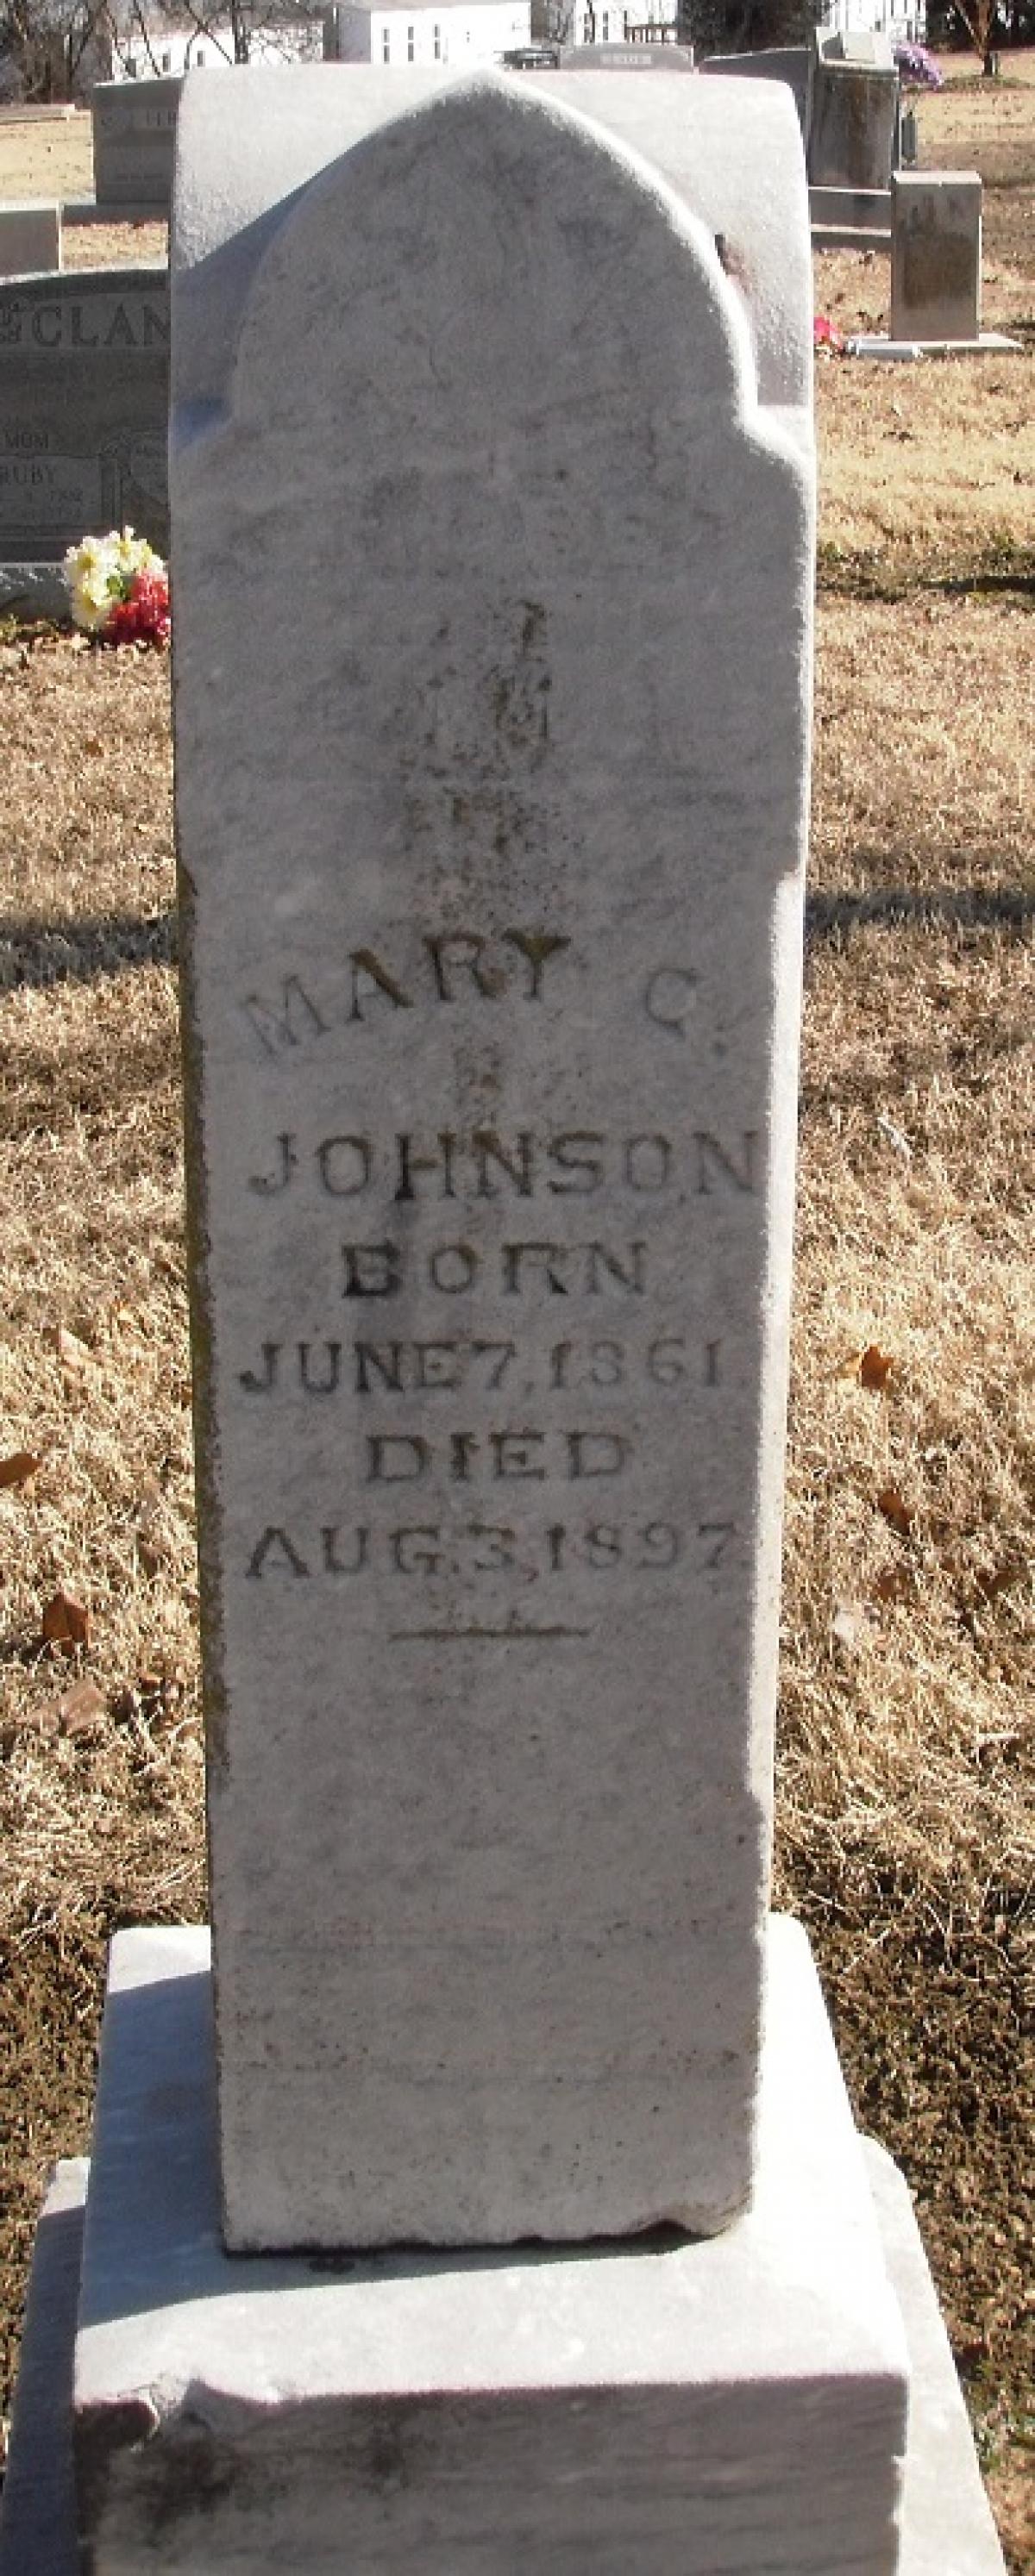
[172,65,813,2254]
[91,74,181,209]
[0,269,168,560]
[0,64,1011,2576]
[699,46,810,140]
[559,42,696,69]
[809,32,898,191]
[891,171,982,343]
[0,199,61,278]
[827,28,894,66]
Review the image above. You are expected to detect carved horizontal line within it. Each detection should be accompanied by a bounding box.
[389,1622,593,1643]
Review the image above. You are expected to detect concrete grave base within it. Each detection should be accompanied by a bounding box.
[0,1916,1005,2574]
[0,562,71,617]
[846,333,1024,360]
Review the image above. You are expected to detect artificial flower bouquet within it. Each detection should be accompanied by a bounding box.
[62,528,170,647]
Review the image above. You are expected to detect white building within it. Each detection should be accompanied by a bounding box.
[820,0,926,37]
[559,1,678,43]
[323,0,531,67]
[116,20,322,77]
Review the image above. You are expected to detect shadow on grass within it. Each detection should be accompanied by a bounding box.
[818,554,1035,605]
[0,909,177,991]
[806,885,1035,941]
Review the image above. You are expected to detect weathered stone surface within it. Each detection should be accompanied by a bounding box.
[0,2076,1007,2571]
[172,68,811,413]
[60,1919,907,2573]
[172,67,812,2249]
[809,41,898,191]
[891,171,982,344]
[0,268,169,560]
[0,199,61,278]
[92,75,181,209]
[0,2160,85,2576]
[699,47,811,140]
[864,2143,1007,2576]
[558,42,697,70]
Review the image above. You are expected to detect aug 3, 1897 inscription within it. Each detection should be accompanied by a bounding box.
[171,72,813,2248]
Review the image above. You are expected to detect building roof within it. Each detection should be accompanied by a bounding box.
[333,0,520,13]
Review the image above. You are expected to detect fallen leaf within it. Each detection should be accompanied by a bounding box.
[55,1679,106,1739]
[0,1450,41,1488]
[877,1486,913,1538]
[975,1558,1026,1604]
[832,1600,869,1651]
[41,1590,90,1652]
[83,735,103,755]
[873,1566,913,1603]
[48,1322,92,1376]
[859,1344,895,1391]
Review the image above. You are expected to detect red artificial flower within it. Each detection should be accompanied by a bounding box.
[103,566,171,647]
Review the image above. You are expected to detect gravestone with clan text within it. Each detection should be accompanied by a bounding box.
[0,267,168,560]
[172,63,813,2254]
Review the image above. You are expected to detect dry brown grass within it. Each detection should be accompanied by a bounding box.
[0,106,166,266]
[0,106,92,202]
[0,68,1033,2575]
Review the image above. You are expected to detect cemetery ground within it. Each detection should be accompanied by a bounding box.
[0,59,1032,2570]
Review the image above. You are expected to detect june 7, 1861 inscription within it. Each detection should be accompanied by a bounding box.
[171,72,813,2250]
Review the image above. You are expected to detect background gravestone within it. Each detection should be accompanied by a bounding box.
[172,66,813,2252]
[91,75,181,209]
[0,268,169,560]
[891,171,982,342]
[809,31,900,191]
[0,201,61,278]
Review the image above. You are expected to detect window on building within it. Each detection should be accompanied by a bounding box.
[582,10,592,34]
[160,48,171,67]
[407,22,415,54]
[382,24,391,56]
[601,7,609,28]
[197,46,205,61]
[433,21,441,53]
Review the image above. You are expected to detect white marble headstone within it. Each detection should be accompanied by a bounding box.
[171,68,813,2249]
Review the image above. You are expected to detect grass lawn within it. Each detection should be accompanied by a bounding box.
[1,58,1032,2567]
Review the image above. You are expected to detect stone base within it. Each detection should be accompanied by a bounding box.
[0,562,71,619]
[0,1917,1005,2574]
[813,223,893,251]
[846,332,1023,359]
